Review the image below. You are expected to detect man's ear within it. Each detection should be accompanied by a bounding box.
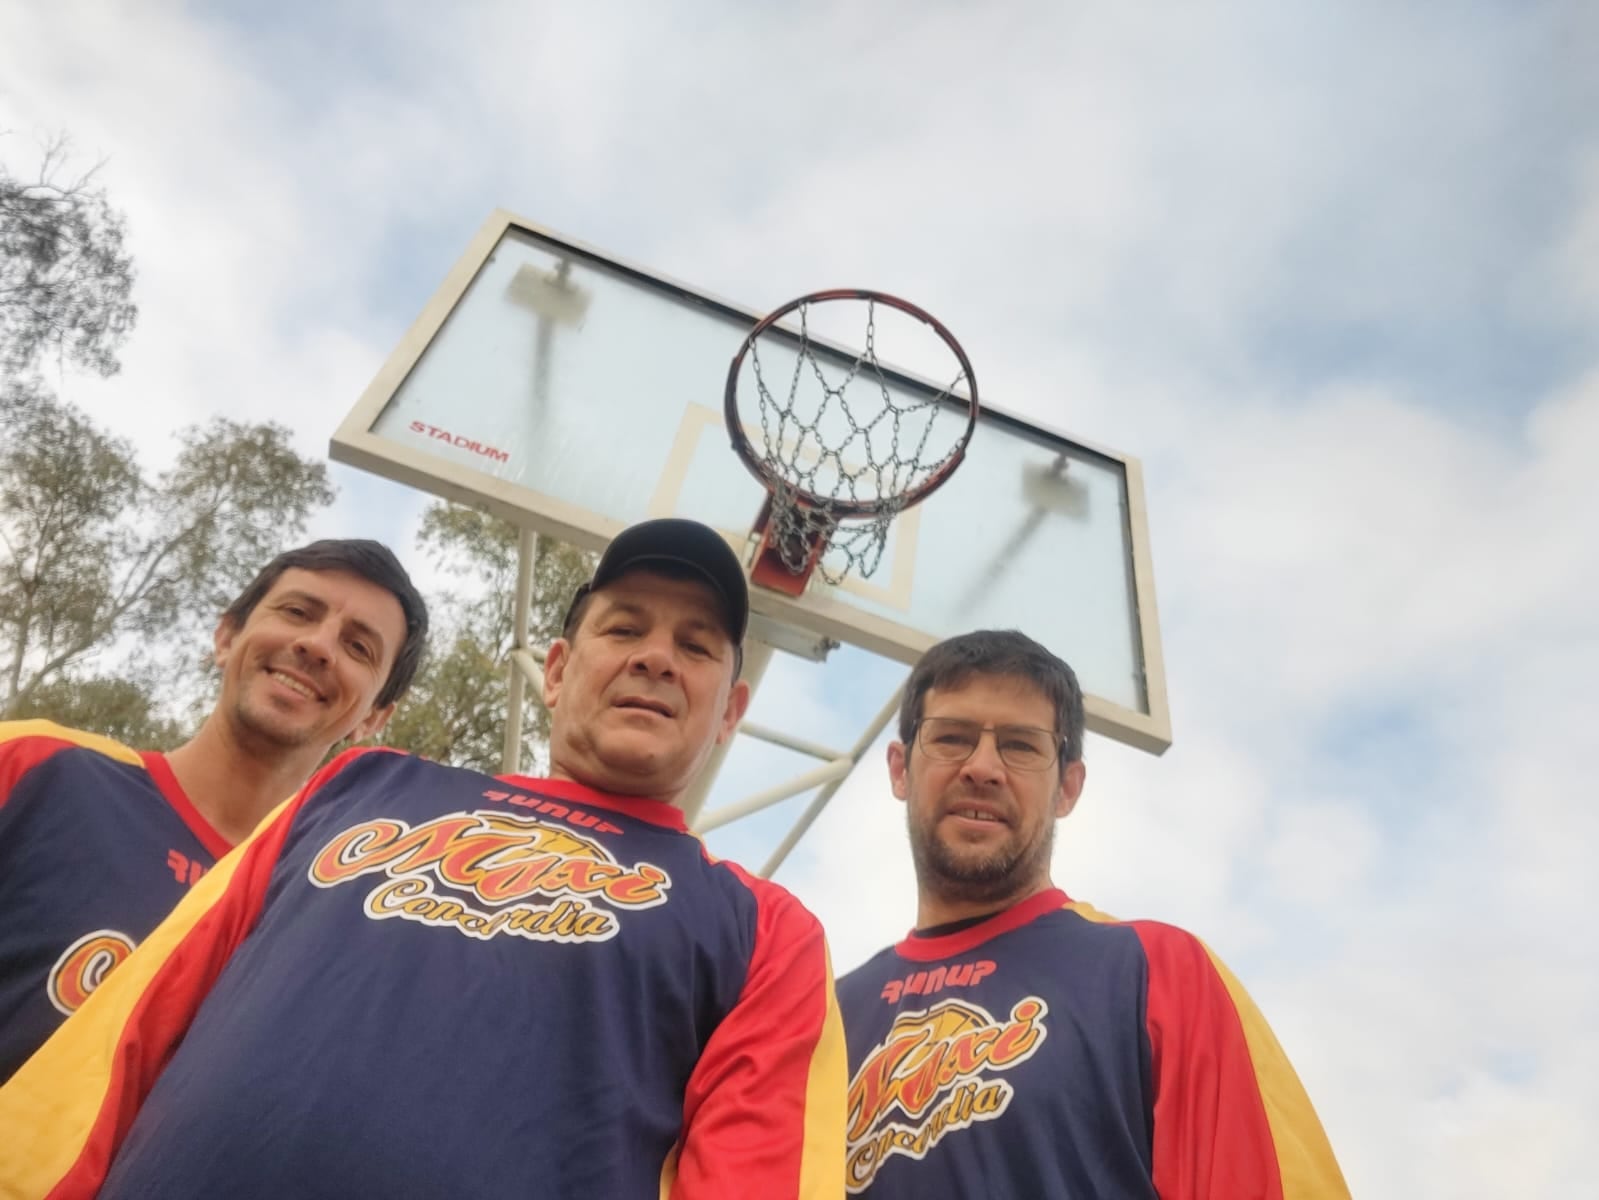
[715,678,751,745]
[213,616,239,668]
[887,740,910,801]
[542,639,571,711]
[1055,759,1086,820]
[349,702,397,744]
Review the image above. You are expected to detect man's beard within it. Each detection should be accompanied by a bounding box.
[232,693,320,751]
[908,800,1055,908]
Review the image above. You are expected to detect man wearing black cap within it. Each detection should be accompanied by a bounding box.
[1,519,846,1200]
[547,517,751,805]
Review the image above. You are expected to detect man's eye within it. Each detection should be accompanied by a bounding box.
[349,641,372,662]
[284,605,308,619]
[681,640,711,658]
[934,732,973,746]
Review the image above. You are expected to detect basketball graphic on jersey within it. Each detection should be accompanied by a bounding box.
[845,995,1049,1191]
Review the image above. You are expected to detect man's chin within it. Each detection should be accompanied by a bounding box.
[919,838,1019,887]
[587,731,676,777]
[942,859,1016,887]
[235,707,321,750]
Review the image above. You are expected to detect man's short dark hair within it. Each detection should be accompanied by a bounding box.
[220,540,429,709]
[562,562,744,680]
[898,629,1085,764]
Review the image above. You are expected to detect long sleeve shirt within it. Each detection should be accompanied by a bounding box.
[836,888,1348,1199]
[0,746,845,1199]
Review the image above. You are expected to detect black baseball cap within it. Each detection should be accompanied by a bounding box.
[563,518,749,646]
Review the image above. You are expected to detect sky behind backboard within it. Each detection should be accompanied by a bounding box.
[3,3,1596,1195]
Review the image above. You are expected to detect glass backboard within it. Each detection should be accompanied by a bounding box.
[331,211,1170,753]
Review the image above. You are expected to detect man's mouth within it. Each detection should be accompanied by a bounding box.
[266,669,323,702]
[947,805,1007,826]
[614,696,673,718]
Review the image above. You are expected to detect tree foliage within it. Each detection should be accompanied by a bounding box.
[9,674,185,750]
[382,503,593,773]
[0,136,137,379]
[0,134,591,764]
[0,392,591,766]
[0,389,334,719]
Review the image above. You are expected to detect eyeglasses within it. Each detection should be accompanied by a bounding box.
[912,718,1064,772]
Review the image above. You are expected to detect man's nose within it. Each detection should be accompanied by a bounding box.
[958,731,1007,786]
[293,619,339,666]
[627,630,678,679]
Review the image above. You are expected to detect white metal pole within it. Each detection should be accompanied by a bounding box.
[758,680,906,879]
[501,528,540,774]
[694,757,855,833]
[733,721,846,764]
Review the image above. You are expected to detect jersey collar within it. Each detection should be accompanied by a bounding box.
[894,887,1072,961]
[141,751,233,859]
[496,774,689,832]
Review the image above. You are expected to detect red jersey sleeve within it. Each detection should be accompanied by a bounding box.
[1135,922,1350,1200]
[0,748,370,1199]
[667,864,847,1200]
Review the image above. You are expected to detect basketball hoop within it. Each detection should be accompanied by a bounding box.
[724,289,979,596]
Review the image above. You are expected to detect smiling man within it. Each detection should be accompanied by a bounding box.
[836,630,1349,1199]
[0,518,844,1200]
[0,539,428,1083]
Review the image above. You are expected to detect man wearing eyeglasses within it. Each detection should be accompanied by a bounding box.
[836,630,1348,1199]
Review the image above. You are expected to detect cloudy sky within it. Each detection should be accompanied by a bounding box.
[4,2,1597,1194]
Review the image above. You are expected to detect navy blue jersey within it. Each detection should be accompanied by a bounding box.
[1,747,844,1200]
[0,721,227,1082]
[837,888,1348,1199]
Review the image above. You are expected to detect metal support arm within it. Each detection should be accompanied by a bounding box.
[758,682,905,879]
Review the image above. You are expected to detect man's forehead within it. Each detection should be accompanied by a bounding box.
[263,568,404,629]
[923,673,1055,720]
[591,570,733,632]
[264,567,360,601]
[265,567,329,593]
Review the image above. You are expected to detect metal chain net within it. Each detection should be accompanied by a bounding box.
[746,299,969,584]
